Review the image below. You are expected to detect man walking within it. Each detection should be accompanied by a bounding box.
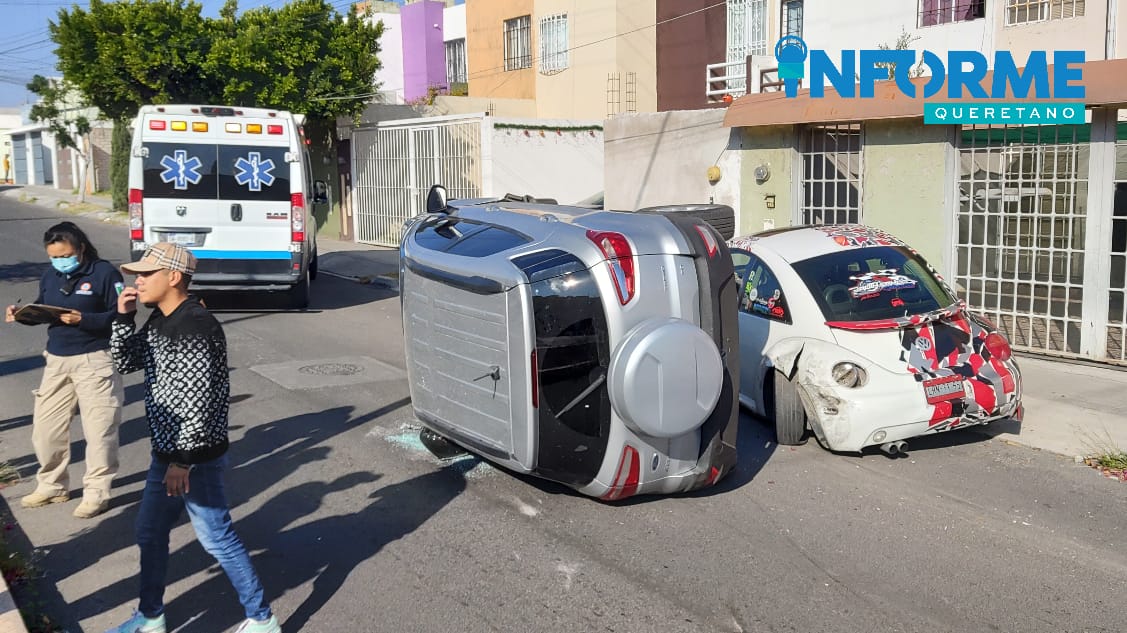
[105,243,278,633]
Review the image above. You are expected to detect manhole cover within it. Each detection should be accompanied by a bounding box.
[298,363,365,376]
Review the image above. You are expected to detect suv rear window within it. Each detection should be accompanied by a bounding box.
[791,246,957,323]
[516,250,611,486]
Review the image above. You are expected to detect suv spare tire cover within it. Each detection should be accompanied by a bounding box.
[607,317,724,438]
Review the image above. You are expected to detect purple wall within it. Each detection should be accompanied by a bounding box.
[401,0,448,101]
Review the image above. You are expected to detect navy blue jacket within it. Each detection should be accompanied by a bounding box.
[34,258,124,357]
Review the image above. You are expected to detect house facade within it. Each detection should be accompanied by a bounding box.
[714,0,1127,366]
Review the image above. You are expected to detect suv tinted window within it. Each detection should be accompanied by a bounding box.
[739,254,791,324]
[791,246,956,322]
[414,218,531,257]
[218,145,291,201]
[519,251,611,486]
[142,142,218,200]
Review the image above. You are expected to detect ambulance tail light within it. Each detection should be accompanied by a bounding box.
[129,188,144,241]
[290,193,305,243]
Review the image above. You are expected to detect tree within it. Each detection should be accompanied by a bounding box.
[48,0,383,208]
[876,28,926,80]
[26,75,93,202]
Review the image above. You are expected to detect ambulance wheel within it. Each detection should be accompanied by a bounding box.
[419,428,468,459]
[769,369,807,445]
[289,275,310,309]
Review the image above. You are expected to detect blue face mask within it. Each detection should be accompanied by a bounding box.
[51,256,81,274]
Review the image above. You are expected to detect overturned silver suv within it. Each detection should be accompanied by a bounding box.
[399,186,740,500]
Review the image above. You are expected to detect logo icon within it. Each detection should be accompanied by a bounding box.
[159,150,204,191]
[176,205,187,217]
[234,152,276,192]
[774,35,808,98]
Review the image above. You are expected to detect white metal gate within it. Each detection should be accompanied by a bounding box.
[955,122,1113,360]
[800,123,864,225]
[352,116,483,246]
[726,0,767,93]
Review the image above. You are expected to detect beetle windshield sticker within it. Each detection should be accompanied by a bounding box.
[234,152,276,192]
[159,150,204,190]
[849,269,918,299]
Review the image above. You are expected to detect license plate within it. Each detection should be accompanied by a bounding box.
[167,233,196,245]
[923,375,965,404]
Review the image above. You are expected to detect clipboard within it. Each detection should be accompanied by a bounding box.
[12,304,72,325]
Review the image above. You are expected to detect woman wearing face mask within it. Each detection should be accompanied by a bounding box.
[4,221,124,519]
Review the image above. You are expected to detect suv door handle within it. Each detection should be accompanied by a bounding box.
[231,204,243,222]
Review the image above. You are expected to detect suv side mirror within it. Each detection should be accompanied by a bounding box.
[426,184,448,214]
[312,180,329,204]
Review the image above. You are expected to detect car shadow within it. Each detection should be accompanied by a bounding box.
[196,274,396,314]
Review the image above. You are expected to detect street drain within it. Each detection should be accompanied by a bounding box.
[298,363,365,376]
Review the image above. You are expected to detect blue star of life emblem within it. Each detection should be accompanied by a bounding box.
[234,152,277,192]
[159,150,204,190]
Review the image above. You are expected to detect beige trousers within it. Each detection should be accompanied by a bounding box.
[31,350,123,502]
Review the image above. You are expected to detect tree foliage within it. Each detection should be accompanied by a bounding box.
[26,75,91,152]
[27,75,93,199]
[49,0,382,123]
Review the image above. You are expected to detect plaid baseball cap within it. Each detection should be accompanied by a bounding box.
[121,242,197,276]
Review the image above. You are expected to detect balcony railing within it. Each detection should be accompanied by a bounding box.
[706,56,803,102]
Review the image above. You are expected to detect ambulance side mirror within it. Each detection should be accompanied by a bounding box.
[312,180,329,205]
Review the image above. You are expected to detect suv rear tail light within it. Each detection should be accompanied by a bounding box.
[984,332,1012,362]
[586,230,635,304]
[695,225,719,257]
[128,188,144,241]
[601,445,640,501]
[290,193,305,243]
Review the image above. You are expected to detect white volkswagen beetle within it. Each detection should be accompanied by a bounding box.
[728,225,1023,455]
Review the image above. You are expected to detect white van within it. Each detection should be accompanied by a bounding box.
[127,104,327,307]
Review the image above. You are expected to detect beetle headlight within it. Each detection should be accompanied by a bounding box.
[832,362,867,388]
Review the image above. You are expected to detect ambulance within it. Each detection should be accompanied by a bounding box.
[127,105,326,307]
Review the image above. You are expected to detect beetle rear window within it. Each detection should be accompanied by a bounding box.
[791,246,957,323]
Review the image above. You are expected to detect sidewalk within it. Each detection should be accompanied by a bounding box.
[0,184,122,226]
[5,184,1125,462]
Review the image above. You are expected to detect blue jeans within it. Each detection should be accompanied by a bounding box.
[136,453,271,621]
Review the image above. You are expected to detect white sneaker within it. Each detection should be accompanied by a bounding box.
[104,610,166,633]
[233,615,280,633]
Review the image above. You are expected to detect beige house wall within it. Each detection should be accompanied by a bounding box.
[613,0,657,114]
[467,0,536,101]
[993,1,1114,64]
[860,120,951,272]
[737,126,799,237]
[532,0,656,120]
[534,0,618,120]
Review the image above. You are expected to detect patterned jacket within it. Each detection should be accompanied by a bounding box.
[110,296,230,464]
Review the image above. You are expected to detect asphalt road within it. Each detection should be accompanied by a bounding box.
[1,197,1125,633]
